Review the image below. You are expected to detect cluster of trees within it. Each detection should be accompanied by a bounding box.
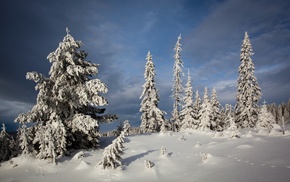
[0,30,289,166]
[267,99,290,125]
[139,32,283,134]
[2,28,117,164]
[0,124,18,162]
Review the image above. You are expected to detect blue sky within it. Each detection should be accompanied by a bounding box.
[1,0,290,131]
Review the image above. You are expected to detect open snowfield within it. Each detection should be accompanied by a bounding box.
[1,125,290,182]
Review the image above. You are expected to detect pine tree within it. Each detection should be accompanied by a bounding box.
[123,120,131,136]
[235,32,262,128]
[198,87,212,131]
[53,118,67,156]
[221,104,231,130]
[98,132,125,169]
[19,124,31,155]
[192,90,201,129]
[0,123,7,139]
[210,87,222,131]
[140,51,167,133]
[257,101,276,133]
[283,107,289,123]
[223,105,239,138]
[267,103,277,122]
[15,28,117,162]
[277,104,283,124]
[180,70,195,130]
[0,123,16,162]
[45,125,57,164]
[171,35,184,131]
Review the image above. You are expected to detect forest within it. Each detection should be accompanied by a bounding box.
[0,29,289,168]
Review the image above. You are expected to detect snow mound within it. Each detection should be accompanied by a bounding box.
[2,128,290,182]
[72,151,85,160]
[194,142,202,147]
[236,144,253,149]
[75,160,90,170]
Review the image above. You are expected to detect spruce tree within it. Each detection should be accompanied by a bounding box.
[140,51,167,133]
[257,101,276,133]
[171,35,184,131]
[98,132,125,169]
[210,87,222,131]
[123,120,131,136]
[198,87,212,131]
[180,70,195,130]
[192,90,201,129]
[0,123,16,162]
[277,104,283,124]
[223,105,239,138]
[15,28,117,162]
[235,32,261,128]
[19,124,31,155]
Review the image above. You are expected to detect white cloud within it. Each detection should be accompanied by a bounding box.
[0,99,33,119]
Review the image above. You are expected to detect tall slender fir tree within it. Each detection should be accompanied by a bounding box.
[210,87,222,131]
[198,87,212,131]
[171,35,184,131]
[180,70,195,130]
[192,90,201,129]
[235,31,261,128]
[140,51,167,133]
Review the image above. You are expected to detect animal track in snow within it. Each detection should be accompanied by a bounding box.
[211,153,290,170]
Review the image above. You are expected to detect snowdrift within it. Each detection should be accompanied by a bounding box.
[1,128,290,182]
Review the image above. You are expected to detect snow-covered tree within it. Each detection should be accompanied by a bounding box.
[192,90,201,128]
[0,123,8,138]
[210,87,222,131]
[15,28,117,162]
[98,132,125,169]
[223,105,240,137]
[171,35,184,131]
[0,123,16,162]
[283,107,289,123]
[235,31,261,128]
[123,120,131,136]
[256,101,276,133]
[53,118,67,156]
[198,87,212,131]
[180,70,195,130]
[140,51,167,133]
[144,159,155,169]
[18,124,31,155]
[281,116,285,135]
[277,104,283,124]
[267,103,277,122]
[221,104,232,130]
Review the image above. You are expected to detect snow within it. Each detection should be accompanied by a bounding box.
[1,127,290,182]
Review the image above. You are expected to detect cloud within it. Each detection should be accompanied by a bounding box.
[214,79,237,105]
[1,0,289,131]
[0,100,33,118]
[183,0,290,104]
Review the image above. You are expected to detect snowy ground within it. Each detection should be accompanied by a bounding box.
[1,125,290,182]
